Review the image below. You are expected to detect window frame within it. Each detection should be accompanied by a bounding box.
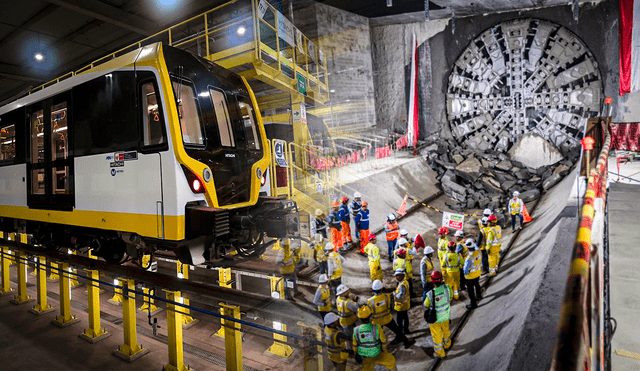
[208,86,235,148]
[138,77,169,154]
[0,122,17,165]
[169,75,206,149]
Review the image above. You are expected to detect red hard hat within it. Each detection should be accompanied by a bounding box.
[431,271,443,283]
[362,201,368,206]
[368,233,377,240]
[488,214,497,222]
[332,201,339,207]
[341,197,349,204]
[438,227,448,234]
[448,241,455,247]
[397,248,406,256]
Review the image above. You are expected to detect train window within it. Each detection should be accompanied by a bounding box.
[171,80,204,146]
[238,98,260,150]
[52,166,70,194]
[50,102,68,161]
[209,88,235,147]
[0,124,16,161]
[31,169,45,195]
[30,109,44,163]
[141,82,166,146]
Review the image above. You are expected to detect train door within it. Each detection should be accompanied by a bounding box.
[26,92,74,210]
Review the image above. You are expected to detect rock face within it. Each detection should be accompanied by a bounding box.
[508,133,563,169]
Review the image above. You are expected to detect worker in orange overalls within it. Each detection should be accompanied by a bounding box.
[355,201,370,255]
[340,197,353,249]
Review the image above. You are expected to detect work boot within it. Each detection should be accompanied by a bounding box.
[404,339,415,349]
[466,304,478,310]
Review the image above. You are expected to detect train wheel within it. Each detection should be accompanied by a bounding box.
[99,239,127,264]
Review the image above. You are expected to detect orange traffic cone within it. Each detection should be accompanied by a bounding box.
[523,204,532,223]
[397,194,408,216]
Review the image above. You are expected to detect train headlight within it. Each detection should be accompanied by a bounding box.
[203,168,212,183]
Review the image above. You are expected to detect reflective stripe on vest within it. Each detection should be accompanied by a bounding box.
[394,279,410,311]
[317,286,331,311]
[337,297,357,326]
[510,199,523,215]
[386,222,399,241]
[488,227,500,248]
[465,251,482,279]
[429,285,451,323]
[279,253,295,274]
[355,323,381,358]
[368,295,391,324]
[330,254,342,279]
[325,328,345,355]
[445,252,460,271]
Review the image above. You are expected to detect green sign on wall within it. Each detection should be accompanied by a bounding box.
[296,72,307,96]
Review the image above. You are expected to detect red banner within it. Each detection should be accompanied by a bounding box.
[611,123,640,151]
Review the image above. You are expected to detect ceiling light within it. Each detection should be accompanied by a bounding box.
[34,52,44,62]
[237,26,246,36]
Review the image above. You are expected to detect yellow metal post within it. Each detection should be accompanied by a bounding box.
[113,279,149,362]
[48,262,60,281]
[164,290,193,371]
[67,250,81,288]
[108,278,124,305]
[0,231,13,295]
[266,321,294,359]
[177,262,197,328]
[52,262,80,328]
[29,256,54,315]
[215,268,234,337]
[221,303,243,371]
[269,275,285,299]
[11,236,34,305]
[298,322,324,371]
[79,269,111,343]
[138,287,161,314]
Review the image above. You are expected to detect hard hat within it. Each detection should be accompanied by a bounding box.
[448,241,455,247]
[361,201,368,207]
[454,230,464,238]
[332,201,339,207]
[324,312,340,325]
[387,213,396,221]
[424,246,435,255]
[357,305,372,319]
[354,192,361,199]
[318,274,328,283]
[315,209,323,217]
[481,217,488,225]
[314,234,323,243]
[341,197,349,204]
[398,237,408,246]
[438,227,448,234]
[483,208,492,216]
[465,238,475,248]
[336,284,349,296]
[488,214,498,222]
[368,233,377,240]
[400,229,409,236]
[372,280,383,291]
[513,191,520,197]
[397,248,406,256]
[431,270,443,283]
[324,242,334,251]
[394,268,406,276]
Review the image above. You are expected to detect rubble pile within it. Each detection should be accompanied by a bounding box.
[421,136,580,213]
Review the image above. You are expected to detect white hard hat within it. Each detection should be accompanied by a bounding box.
[324,243,333,251]
[399,229,408,236]
[513,191,520,196]
[424,246,435,255]
[372,280,383,291]
[318,274,328,283]
[454,230,464,238]
[336,284,349,296]
[314,234,323,243]
[394,268,406,276]
[354,192,361,199]
[387,213,396,221]
[481,217,488,225]
[315,209,323,216]
[324,312,339,325]
[464,238,474,247]
[398,237,408,246]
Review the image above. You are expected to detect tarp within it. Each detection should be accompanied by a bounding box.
[619,0,640,95]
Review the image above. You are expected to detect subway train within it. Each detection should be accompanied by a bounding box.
[0,43,299,266]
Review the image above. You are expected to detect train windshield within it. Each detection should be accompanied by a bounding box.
[172,78,205,146]
[238,97,260,150]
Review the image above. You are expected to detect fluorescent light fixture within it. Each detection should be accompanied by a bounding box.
[237,26,246,36]
[105,74,112,78]
[330,89,335,93]
[198,92,209,98]
[34,52,44,61]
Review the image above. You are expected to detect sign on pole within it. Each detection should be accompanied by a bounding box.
[274,140,288,167]
[297,72,307,96]
[442,212,464,230]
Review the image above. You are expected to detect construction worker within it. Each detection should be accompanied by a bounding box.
[393,241,416,298]
[486,214,502,276]
[313,234,328,275]
[476,217,490,274]
[351,192,363,240]
[364,233,383,282]
[336,284,359,351]
[509,190,524,231]
[424,271,453,358]
[324,312,350,371]
[393,268,411,335]
[328,245,346,299]
[367,280,415,348]
[340,197,353,248]
[395,229,413,250]
[477,208,492,229]
[436,227,449,267]
[355,201,370,255]
[463,239,483,309]
[453,230,468,291]
[313,274,332,319]
[353,305,398,371]
[385,213,399,262]
[276,239,299,300]
[329,201,344,251]
[420,246,435,301]
[443,241,461,300]
[314,208,328,239]
[291,242,308,271]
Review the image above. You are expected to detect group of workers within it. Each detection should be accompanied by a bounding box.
[313,192,371,254]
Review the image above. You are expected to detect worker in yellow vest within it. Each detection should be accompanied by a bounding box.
[364,233,383,282]
[328,244,346,300]
[313,274,332,319]
[453,230,468,291]
[393,244,415,298]
[476,217,490,274]
[324,312,350,371]
[463,239,483,309]
[276,239,299,300]
[393,269,411,335]
[437,227,449,268]
[420,246,435,301]
[313,233,328,276]
[443,241,461,300]
[336,284,359,351]
[424,271,453,358]
[509,191,524,231]
[367,280,415,348]
[486,214,502,276]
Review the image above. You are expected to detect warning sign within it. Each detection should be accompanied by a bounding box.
[442,212,464,230]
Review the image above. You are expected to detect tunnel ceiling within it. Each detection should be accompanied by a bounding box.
[446,18,602,155]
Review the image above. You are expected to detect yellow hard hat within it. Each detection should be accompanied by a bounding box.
[357,305,372,319]
[315,209,323,216]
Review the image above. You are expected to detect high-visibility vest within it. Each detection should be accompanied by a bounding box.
[420,256,434,284]
[367,294,392,325]
[325,327,349,363]
[393,256,413,278]
[279,251,295,274]
[385,221,399,241]
[329,210,342,230]
[329,253,343,279]
[354,323,382,358]
[437,237,449,262]
[509,198,523,215]
[487,226,502,250]
[425,284,451,323]
[315,285,332,311]
[337,296,357,327]
[364,242,380,264]
[394,279,410,311]
[444,251,460,272]
[456,242,469,259]
[314,245,328,262]
[464,250,482,280]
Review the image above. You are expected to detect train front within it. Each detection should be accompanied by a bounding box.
[161,45,299,264]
